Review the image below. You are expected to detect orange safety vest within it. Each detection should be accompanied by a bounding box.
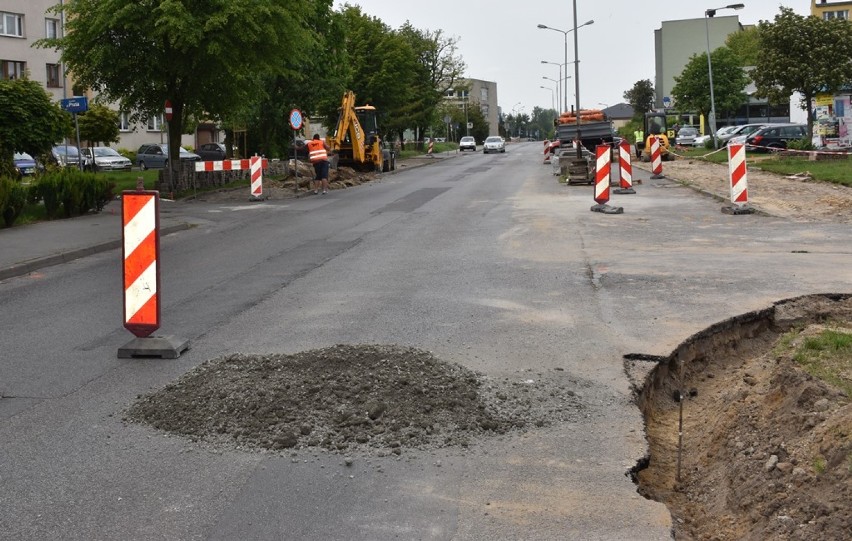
[306,139,328,163]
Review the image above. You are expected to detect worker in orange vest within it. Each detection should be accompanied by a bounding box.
[306,134,330,194]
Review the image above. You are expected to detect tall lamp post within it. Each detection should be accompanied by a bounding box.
[539,12,594,157]
[540,60,562,112]
[540,85,555,112]
[705,3,744,148]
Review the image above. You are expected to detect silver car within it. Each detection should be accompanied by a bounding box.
[675,127,699,146]
[483,136,505,154]
[82,147,132,172]
[459,136,476,152]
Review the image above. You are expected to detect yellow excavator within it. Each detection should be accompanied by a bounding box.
[639,111,672,161]
[326,91,395,172]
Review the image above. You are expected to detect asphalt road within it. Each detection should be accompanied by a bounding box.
[2,142,851,540]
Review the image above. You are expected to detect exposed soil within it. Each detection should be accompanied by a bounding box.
[126,345,586,457]
[636,153,852,223]
[636,294,852,540]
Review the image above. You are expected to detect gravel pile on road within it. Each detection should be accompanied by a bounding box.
[126,344,584,456]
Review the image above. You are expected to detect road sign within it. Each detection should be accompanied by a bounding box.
[60,97,88,114]
[164,100,173,121]
[662,96,672,108]
[289,109,303,130]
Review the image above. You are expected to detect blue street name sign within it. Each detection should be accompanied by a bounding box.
[61,96,89,114]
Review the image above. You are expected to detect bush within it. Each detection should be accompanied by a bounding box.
[787,138,815,151]
[118,148,136,164]
[32,168,114,219]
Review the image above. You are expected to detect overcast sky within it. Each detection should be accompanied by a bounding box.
[334,1,810,116]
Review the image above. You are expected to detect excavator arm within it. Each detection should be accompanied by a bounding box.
[326,91,385,172]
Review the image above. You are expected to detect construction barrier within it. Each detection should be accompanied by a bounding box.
[614,140,636,194]
[720,143,755,215]
[594,144,611,205]
[122,190,161,338]
[194,158,269,172]
[249,155,263,199]
[428,141,434,155]
[650,137,665,179]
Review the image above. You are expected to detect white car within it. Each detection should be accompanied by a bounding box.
[459,136,476,151]
[483,136,505,154]
[82,146,133,172]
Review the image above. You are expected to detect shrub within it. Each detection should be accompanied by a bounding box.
[787,138,815,151]
[1,179,29,227]
[32,168,115,219]
[118,148,136,164]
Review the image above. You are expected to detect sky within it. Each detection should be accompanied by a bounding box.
[334,1,811,116]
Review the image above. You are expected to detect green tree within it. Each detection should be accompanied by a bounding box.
[751,7,852,141]
[671,47,748,119]
[0,78,70,176]
[530,106,557,140]
[623,79,655,119]
[725,26,761,67]
[77,103,120,147]
[41,0,313,185]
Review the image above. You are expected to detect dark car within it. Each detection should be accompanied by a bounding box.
[136,143,201,170]
[13,152,38,178]
[196,142,227,161]
[51,145,89,168]
[744,124,807,152]
[289,138,309,160]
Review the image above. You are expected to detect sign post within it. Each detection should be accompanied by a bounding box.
[289,109,304,193]
[164,100,174,195]
[60,97,88,171]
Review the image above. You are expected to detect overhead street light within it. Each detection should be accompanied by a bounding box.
[537,18,594,113]
[540,85,555,112]
[541,60,563,113]
[705,3,745,148]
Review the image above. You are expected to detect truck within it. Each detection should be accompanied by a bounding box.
[326,91,395,172]
[554,109,616,184]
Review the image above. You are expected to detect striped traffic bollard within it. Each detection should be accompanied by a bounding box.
[722,143,756,215]
[122,190,160,338]
[117,189,190,358]
[428,140,434,156]
[591,144,623,214]
[650,136,665,179]
[614,140,636,194]
[249,155,264,201]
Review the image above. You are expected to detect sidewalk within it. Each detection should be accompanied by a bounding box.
[0,199,192,281]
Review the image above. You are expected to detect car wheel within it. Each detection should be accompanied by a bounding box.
[139,161,148,171]
[382,157,390,172]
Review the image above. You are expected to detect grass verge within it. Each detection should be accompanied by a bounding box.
[791,326,852,397]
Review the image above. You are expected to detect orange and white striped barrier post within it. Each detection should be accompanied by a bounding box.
[722,143,755,215]
[117,187,189,358]
[614,140,636,194]
[249,154,264,201]
[650,136,664,179]
[427,140,434,156]
[591,144,623,214]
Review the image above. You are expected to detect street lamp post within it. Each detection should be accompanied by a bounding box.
[705,3,745,148]
[540,85,555,112]
[540,60,562,112]
[538,13,594,158]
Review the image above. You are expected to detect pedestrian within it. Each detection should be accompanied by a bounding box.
[634,127,644,158]
[306,134,330,194]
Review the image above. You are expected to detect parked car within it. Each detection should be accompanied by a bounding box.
[719,123,767,144]
[459,136,476,151]
[675,127,699,146]
[693,134,711,147]
[51,145,89,168]
[744,124,807,152]
[483,136,505,154]
[289,138,309,160]
[81,147,132,172]
[13,152,39,177]
[136,143,201,170]
[196,142,227,161]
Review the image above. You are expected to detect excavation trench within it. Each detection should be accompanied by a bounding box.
[634,293,852,540]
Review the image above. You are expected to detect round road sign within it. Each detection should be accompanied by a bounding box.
[289,109,303,130]
[164,100,173,121]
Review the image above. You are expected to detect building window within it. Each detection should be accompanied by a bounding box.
[1,60,26,80]
[1,12,24,37]
[45,18,59,39]
[481,104,489,116]
[119,112,131,132]
[147,114,164,131]
[823,10,849,20]
[480,88,488,101]
[46,63,61,87]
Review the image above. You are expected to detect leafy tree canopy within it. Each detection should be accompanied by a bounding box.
[0,78,70,175]
[725,26,761,67]
[671,47,748,118]
[77,103,120,147]
[751,7,852,140]
[623,79,655,119]
[40,0,314,181]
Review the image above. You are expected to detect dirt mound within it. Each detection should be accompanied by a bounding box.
[637,295,852,540]
[125,344,584,456]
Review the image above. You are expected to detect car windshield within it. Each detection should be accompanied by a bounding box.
[93,147,121,157]
[485,137,501,143]
[461,137,474,142]
[14,152,34,160]
[54,146,79,156]
[679,128,698,136]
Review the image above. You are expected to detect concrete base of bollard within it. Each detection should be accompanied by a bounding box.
[590,203,624,214]
[613,187,636,194]
[650,173,665,179]
[721,204,755,215]
[249,194,269,202]
[118,335,191,359]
